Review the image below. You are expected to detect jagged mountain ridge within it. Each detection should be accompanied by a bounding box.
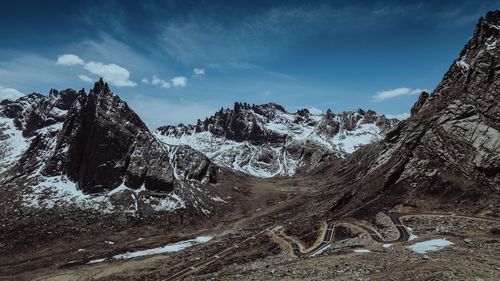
[0,79,220,214]
[156,102,398,177]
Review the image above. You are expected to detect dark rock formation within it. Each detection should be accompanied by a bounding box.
[1,79,217,195]
[0,90,81,137]
[410,91,429,115]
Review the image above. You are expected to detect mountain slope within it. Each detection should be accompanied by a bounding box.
[0,79,220,215]
[156,103,397,177]
[304,10,500,222]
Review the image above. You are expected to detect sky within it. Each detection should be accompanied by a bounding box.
[0,0,498,128]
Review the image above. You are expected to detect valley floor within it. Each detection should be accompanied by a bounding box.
[3,187,498,281]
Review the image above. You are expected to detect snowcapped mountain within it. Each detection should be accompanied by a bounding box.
[0,79,221,215]
[155,102,399,177]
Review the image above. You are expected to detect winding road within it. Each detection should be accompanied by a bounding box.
[273,212,499,257]
[275,222,336,257]
[165,212,499,280]
[351,212,409,243]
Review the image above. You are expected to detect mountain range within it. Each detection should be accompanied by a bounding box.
[156,103,397,177]
[0,10,499,281]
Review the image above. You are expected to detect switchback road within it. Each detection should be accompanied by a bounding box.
[275,222,335,257]
[165,212,498,280]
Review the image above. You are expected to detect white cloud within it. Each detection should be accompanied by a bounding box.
[0,86,24,101]
[171,76,187,88]
[57,54,85,66]
[193,68,205,78]
[83,61,137,87]
[152,75,171,89]
[308,107,323,115]
[385,113,410,120]
[56,53,136,87]
[141,78,150,84]
[78,74,94,82]
[373,87,425,102]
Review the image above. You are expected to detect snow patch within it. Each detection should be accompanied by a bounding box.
[487,22,500,30]
[407,238,454,254]
[23,175,185,213]
[486,36,497,50]
[112,235,213,260]
[0,117,31,173]
[456,54,470,73]
[87,258,107,264]
[353,249,371,253]
[211,195,227,203]
[330,123,382,154]
[407,227,418,241]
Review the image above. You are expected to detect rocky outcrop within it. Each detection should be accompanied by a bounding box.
[410,91,429,115]
[0,90,81,137]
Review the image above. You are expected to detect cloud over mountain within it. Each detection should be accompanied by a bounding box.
[372,87,425,102]
[57,54,136,87]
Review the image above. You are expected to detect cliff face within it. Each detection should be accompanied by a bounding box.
[315,11,500,218]
[40,79,176,193]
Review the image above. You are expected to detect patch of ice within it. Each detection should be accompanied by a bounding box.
[87,258,107,264]
[211,195,227,203]
[105,241,115,245]
[383,244,393,248]
[112,235,213,260]
[407,238,454,254]
[353,249,371,253]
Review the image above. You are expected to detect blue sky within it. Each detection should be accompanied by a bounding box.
[0,0,498,128]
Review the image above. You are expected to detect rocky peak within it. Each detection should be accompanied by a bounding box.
[49,88,81,110]
[410,91,429,115]
[0,90,79,137]
[325,109,334,118]
[91,77,111,95]
[42,83,168,193]
[9,79,218,194]
[296,108,310,117]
